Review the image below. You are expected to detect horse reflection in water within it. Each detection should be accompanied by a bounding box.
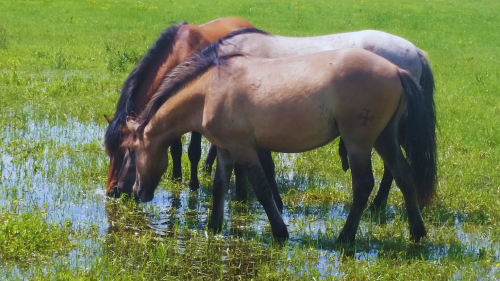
[123,29,437,244]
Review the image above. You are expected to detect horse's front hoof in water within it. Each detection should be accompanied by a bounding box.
[334,233,355,247]
[272,229,289,245]
[189,179,200,192]
[207,218,223,233]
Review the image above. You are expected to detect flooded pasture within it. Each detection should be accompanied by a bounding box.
[1,117,499,279]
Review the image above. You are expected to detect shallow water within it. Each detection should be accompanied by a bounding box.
[1,118,499,279]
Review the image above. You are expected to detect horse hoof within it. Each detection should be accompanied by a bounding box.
[409,228,427,243]
[207,219,223,233]
[189,179,200,191]
[335,233,355,246]
[273,229,289,244]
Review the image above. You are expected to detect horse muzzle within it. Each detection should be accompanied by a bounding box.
[133,177,156,203]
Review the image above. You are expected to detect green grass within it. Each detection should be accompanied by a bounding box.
[0,203,76,264]
[1,0,500,279]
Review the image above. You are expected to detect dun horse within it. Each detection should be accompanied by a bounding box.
[209,28,435,211]
[124,31,437,243]
[104,18,254,197]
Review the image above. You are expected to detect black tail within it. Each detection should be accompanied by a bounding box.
[399,69,437,207]
[418,50,436,125]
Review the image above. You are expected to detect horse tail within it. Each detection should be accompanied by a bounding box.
[417,50,436,120]
[399,69,437,207]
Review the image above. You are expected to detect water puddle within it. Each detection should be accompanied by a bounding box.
[1,118,499,279]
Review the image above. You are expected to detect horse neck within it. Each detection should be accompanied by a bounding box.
[145,74,210,143]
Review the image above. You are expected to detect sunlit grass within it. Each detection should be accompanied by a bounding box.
[1,0,500,279]
[0,203,75,264]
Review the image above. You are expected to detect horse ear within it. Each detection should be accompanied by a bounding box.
[126,116,139,133]
[104,114,113,124]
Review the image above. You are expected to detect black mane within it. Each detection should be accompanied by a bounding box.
[104,22,186,154]
[135,27,267,138]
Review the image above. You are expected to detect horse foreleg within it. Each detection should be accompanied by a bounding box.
[188,131,202,191]
[208,148,234,233]
[241,154,288,242]
[258,149,283,213]
[170,138,183,181]
[204,145,217,174]
[336,149,374,244]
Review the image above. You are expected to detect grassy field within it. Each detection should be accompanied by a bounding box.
[1,0,500,279]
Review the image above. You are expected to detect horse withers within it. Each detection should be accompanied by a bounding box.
[124,34,437,244]
[103,18,255,197]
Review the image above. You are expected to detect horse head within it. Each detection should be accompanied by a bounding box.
[124,117,169,202]
[104,115,138,198]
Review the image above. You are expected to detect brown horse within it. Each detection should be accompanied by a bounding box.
[124,31,437,244]
[104,18,255,197]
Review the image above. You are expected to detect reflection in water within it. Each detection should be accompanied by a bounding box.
[1,118,499,279]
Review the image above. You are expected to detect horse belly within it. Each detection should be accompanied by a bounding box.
[252,102,338,153]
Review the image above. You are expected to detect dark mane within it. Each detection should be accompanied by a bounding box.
[104,22,187,154]
[135,27,267,138]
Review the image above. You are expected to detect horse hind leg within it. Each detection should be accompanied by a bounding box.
[188,131,202,191]
[374,125,426,242]
[204,145,217,174]
[341,136,394,214]
[338,138,350,172]
[370,165,394,212]
[336,145,375,244]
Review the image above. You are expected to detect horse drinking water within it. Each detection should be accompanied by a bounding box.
[103,18,255,197]
[124,31,437,244]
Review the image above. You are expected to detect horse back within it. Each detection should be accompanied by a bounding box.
[205,49,404,152]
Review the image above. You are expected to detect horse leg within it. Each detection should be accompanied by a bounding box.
[233,163,247,202]
[370,120,408,212]
[338,138,350,172]
[170,138,183,181]
[370,165,393,211]
[188,131,202,191]
[204,145,217,174]
[258,149,283,213]
[207,148,234,233]
[336,148,374,244]
[374,127,426,242]
[241,153,288,241]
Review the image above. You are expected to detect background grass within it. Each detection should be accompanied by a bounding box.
[1,0,499,279]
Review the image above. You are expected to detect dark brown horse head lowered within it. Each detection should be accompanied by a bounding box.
[104,115,137,197]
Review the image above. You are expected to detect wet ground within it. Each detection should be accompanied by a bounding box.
[1,118,499,279]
